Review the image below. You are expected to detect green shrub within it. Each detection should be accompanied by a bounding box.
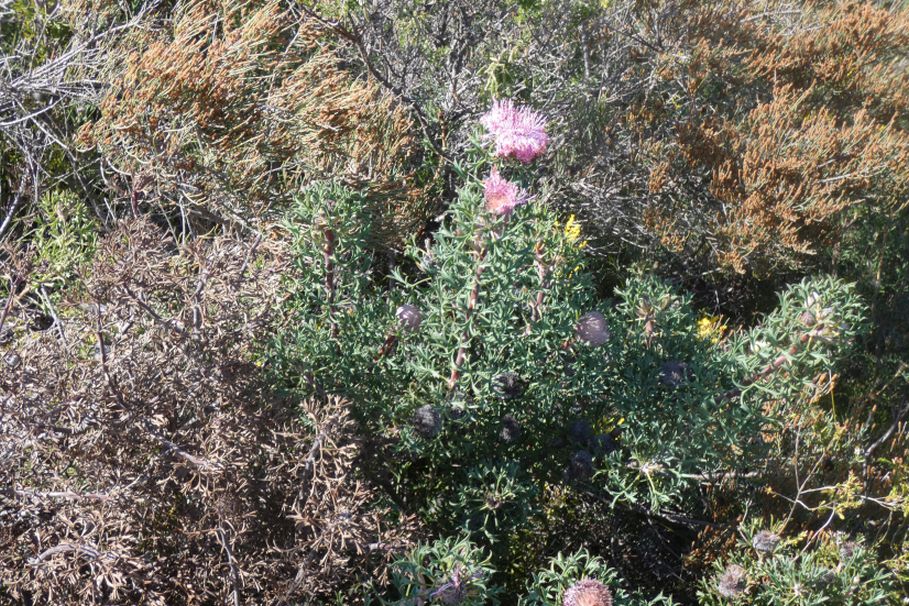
[375,542,678,605]
[274,123,869,540]
[28,188,97,293]
[379,535,502,605]
[522,549,677,606]
[698,525,897,605]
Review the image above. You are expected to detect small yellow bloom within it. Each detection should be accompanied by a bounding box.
[560,214,588,248]
[563,214,581,241]
[697,315,727,344]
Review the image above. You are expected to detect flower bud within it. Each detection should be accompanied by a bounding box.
[799,310,816,327]
[659,360,690,388]
[500,414,522,443]
[563,579,613,606]
[839,541,857,560]
[576,311,610,346]
[717,564,747,598]
[492,372,524,399]
[411,405,441,438]
[434,574,467,605]
[752,530,780,554]
[395,303,422,332]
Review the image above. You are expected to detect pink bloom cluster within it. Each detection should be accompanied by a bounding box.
[563,579,613,606]
[480,99,549,164]
[483,166,527,216]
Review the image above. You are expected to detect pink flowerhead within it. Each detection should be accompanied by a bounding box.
[563,579,613,606]
[483,167,528,216]
[480,99,549,164]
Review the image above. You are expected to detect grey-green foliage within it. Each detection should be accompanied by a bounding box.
[595,274,867,510]
[376,540,676,605]
[521,548,677,606]
[698,525,897,606]
[275,162,868,537]
[378,535,502,606]
[593,273,758,510]
[729,276,867,405]
[29,188,98,292]
[374,536,674,606]
[434,461,538,544]
[274,181,382,394]
[277,172,603,535]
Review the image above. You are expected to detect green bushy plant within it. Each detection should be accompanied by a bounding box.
[28,188,97,293]
[276,162,606,536]
[699,525,897,605]
[379,535,502,605]
[275,110,870,535]
[272,106,876,606]
[522,549,677,606]
[375,542,679,605]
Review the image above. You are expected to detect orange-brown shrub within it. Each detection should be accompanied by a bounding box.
[707,86,909,275]
[629,1,909,277]
[0,220,417,604]
[79,0,429,245]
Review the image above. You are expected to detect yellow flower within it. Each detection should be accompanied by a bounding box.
[560,214,587,248]
[697,315,727,344]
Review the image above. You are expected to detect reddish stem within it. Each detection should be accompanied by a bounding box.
[447,225,491,391]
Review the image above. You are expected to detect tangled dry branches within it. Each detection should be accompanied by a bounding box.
[0,219,417,604]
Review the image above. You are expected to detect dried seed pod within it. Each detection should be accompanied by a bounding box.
[492,371,524,399]
[659,360,690,388]
[568,419,594,445]
[395,303,422,332]
[839,541,858,560]
[411,405,441,438]
[814,569,837,590]
[717,564,747,598]
[799,310,816,327]
[568,450,594,480]
[576,311,610,346]
[563,578,613,606]
[752,530,780,554]
[500,414,522,443]
[433,570,468,605]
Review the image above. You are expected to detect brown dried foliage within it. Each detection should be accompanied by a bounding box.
[79,0,428,244]
[633,1,909,277]
[0,220,416,604]
[748,1,909,120]
[707,85,909,275]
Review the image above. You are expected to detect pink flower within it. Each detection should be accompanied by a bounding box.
[483,167,527,216]
[563,579,613,606]
[480,99,549,163]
